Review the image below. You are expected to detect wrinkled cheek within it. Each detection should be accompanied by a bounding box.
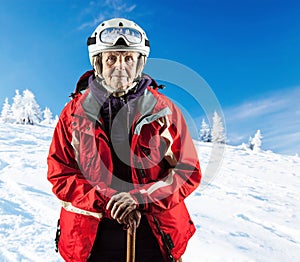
[126,68,136,80]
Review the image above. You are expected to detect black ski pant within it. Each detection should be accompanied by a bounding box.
[88,216,165,262]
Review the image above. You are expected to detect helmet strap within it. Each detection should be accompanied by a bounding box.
[135,54,146,80]
[93,54,103,78]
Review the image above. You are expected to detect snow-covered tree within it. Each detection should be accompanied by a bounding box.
[248,136,252,146]
[21,89,42,124]
[1,98,12,123]
[6,89,44,125]
[41,107,53,125]
[11,90,23,123]
[211,111,226,144]
[199,118,211,142]
[249,130,262,152]
[53,115,59,126]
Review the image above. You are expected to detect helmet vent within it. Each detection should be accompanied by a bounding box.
[119,22,123,26]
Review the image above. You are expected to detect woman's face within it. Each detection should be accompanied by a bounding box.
[102,51,139,91]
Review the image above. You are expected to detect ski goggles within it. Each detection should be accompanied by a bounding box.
[99,27,143,46]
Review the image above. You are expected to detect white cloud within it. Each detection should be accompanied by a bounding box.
[225,94,291,121]
[78,14,106,30]
[224,86,300,155]
[105,0,136,12]
[78,0,137,30]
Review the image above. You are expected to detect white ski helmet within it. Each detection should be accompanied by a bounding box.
[87,18,150,67]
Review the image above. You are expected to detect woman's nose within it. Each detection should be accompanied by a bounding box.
[115,56,125,69]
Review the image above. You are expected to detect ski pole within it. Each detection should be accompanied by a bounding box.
[126,228,136,262]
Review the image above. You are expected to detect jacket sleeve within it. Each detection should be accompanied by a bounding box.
[47,103,116,218]
[130,102,202,214]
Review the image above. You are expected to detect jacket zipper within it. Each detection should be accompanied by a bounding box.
[153,215,176,262]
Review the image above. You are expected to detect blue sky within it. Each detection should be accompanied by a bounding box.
[0,0,299,155]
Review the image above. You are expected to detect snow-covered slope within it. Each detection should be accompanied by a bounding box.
[0,123,61,262]
[185,141,300,261]
[0,123,299,261]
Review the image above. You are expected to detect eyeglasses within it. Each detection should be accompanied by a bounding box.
[100,27,142,45]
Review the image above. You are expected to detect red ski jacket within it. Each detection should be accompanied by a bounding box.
[47,73,202,261]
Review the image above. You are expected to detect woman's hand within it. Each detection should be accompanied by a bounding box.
[106,192,137,221]
[121,210,141,235]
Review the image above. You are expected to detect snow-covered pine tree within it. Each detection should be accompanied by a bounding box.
[53,115,59,126]
[248,136,253,149]
[249,130,262,152]
[41,107,53,125]
[11,90,23,124]
[21,89,42,124]
[0,98,12,123]
[211,111,226,144]
[199,118,211,142]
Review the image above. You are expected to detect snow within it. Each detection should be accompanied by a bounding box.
[0,123,299,261]
[0,124,60,262]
